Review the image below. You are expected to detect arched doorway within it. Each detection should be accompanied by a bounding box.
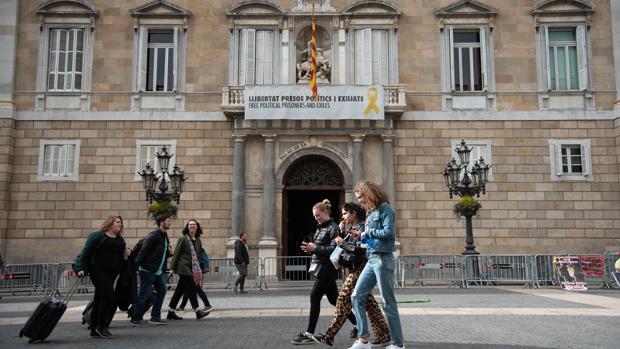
[282,155,344,258]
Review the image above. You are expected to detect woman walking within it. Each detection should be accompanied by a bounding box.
[318,202,390,347]
[75,215,128,339]
[291,199,356,345]
[348,181,405,349]
[166,219,210,320]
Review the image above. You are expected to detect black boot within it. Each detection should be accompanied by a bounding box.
[167,310,183,320]
[195,309,209,320]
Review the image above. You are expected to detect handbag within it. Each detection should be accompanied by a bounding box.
[329,246,343,269]
[199,248,210,271]
[339,242,366,268]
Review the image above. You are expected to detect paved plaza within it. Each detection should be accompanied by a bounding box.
[0,286,619,349]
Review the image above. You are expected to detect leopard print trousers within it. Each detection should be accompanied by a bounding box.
[323,267,390,345]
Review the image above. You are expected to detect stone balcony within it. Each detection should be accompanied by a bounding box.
[221,85,407,117]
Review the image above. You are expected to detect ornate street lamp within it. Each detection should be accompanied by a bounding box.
[138,146,187,204]
[443,140,491,255]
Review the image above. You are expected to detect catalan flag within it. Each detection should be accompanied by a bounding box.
[310,13,318,101]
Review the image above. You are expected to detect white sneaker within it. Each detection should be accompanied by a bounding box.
[385,345,405,349]
[348,339,372,349]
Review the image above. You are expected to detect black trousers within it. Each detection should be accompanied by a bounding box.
[169,275,199,310]
[234,263,248,290]
[307,271,356,334]
[180,283,211,308]
[89,271,118,330]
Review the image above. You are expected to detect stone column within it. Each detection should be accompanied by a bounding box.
[351,134,365,195]
[259,135,278,259]
[382,134,399,255]
[228,135,246,257]
[0,0,18,257]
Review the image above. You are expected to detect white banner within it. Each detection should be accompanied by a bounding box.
[245,85,384,120]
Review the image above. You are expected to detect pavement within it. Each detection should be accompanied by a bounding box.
[1,284,619,349]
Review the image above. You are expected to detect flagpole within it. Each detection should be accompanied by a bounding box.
[310,0,318,101]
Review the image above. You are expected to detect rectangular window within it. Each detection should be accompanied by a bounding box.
[548,29,579,90]
[354,29,389,85]
[38,140,80,181]
[135,140,177,181]
[452,31,482,91]
[238,29,273,85]
[561,145,583,175]
[47,28,84,91]
[146,31,175,92]
[549,139,592,181]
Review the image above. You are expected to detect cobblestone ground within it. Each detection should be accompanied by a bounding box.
[1,286,619,349]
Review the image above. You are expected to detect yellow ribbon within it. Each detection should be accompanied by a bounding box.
[362,86,380,116]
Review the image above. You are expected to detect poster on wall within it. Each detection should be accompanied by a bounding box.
[553,256,587,291]
[245,85,385,120]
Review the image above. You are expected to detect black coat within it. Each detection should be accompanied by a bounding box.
[135,228,171,273]
[234,239,249,265]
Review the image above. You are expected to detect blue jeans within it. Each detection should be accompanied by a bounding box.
[351,253,403,346]
[132,270,167,321]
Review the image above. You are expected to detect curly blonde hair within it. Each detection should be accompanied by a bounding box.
[354,180,389,210]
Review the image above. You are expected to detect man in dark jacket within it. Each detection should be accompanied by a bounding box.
[233,232,250,293]
[130,214,173,326]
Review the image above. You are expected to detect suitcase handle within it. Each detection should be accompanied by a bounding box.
[61,278,83,304]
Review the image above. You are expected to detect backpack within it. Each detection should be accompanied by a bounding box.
[128,238,145,267]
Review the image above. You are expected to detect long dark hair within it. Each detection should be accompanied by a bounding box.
[342,202,366,224]
[182,219,203,237]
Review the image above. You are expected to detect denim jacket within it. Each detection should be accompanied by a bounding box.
[365,202,395,253]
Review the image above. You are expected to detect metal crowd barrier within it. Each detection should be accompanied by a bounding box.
[603,252,620,288]
[398,255,465,288]
[263,256,312,283]
[462,255,534,288]
[2,253,620,295]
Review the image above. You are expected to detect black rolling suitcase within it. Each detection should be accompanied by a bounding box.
[19,279,82,343]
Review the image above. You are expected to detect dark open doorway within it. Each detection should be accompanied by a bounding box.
[281,155,345,258]
[284,190,341,258]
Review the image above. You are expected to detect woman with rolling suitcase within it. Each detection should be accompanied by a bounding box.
[74,215,128,339]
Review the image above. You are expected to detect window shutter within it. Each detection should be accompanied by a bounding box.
[263,31,273,84]
[480,27,488,92]
[576,25,588,91]
[541,25,551,91]
[362,29,372,85]
[553,143,562,176]
[137,27,148,91]
[448,27,455,91]
[173,27,179,91]
[354,30,364,84]
[371,30,388,85]
[255,31,265,84]
[245,29,256,85]
[239,29,246,85]
[581,143,591,176]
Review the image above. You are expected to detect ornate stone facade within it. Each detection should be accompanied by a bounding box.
[0,0,619,263]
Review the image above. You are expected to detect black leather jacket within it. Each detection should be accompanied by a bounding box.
[136,228,171,273]
[311,219,340,266]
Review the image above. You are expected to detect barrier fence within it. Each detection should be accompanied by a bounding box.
[1,253,619,295]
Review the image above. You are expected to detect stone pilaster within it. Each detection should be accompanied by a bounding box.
[227,135,246,258]
[259,135,278,259]
[613,0,620,110]
[381,134,399,255]
[0,0,18,256]
[351,134,365,194]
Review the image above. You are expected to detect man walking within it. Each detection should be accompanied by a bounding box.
[131,214,173,326]
[233,232,250,293]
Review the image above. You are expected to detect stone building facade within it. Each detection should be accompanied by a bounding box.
[0,0,619,263]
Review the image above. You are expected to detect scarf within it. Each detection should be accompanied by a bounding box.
[187,235,202,285]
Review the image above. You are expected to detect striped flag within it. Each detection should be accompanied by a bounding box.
[310,14,318,101]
